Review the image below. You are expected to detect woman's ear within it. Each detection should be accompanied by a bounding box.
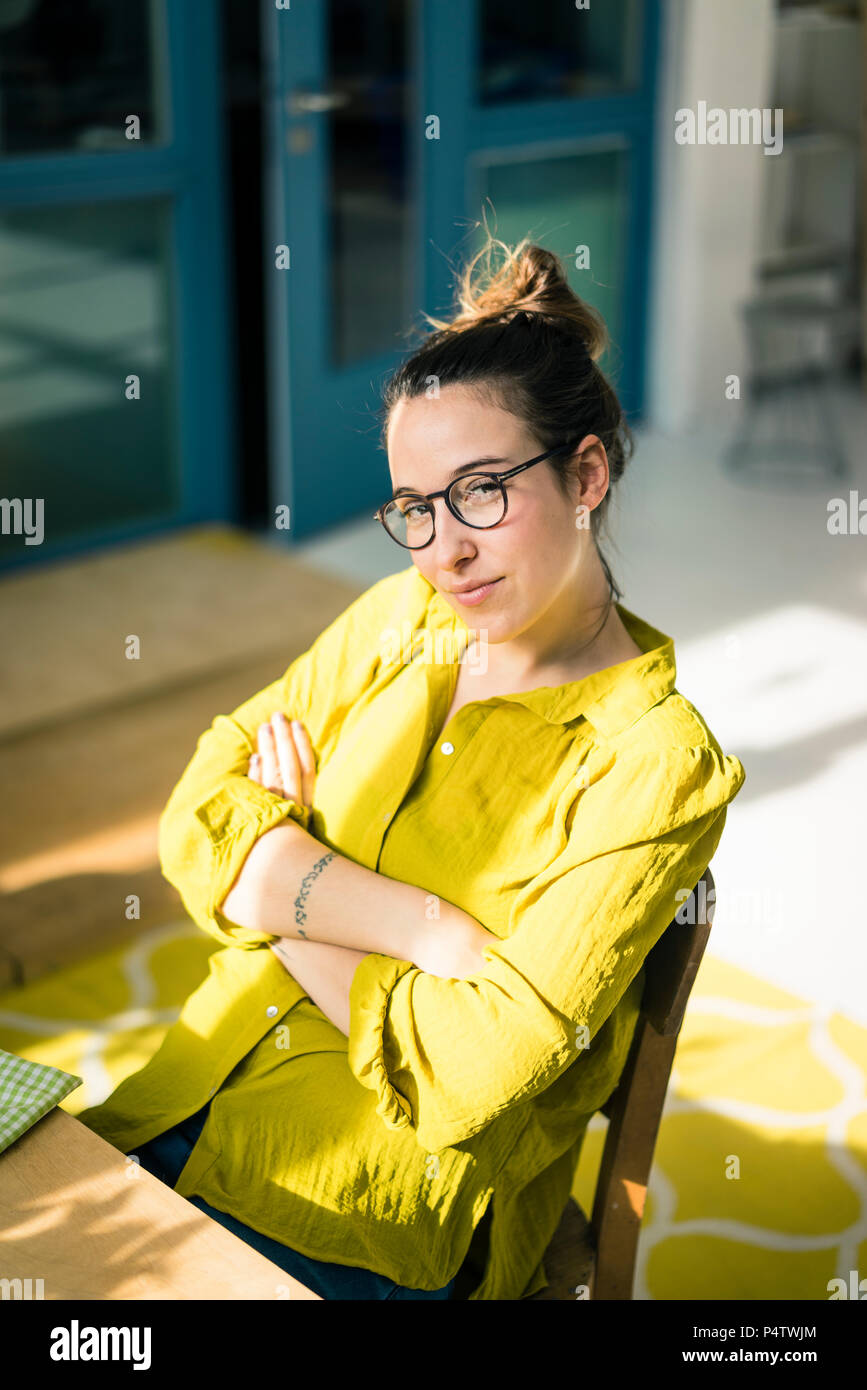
[568,436,610,514]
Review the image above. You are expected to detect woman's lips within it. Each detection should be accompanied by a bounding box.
[453,577,503,606]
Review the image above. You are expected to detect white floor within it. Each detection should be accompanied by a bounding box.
[282,383,867,1025]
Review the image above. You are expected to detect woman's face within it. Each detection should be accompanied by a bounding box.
[386,384,610,646]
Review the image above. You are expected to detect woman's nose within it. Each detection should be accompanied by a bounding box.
[427,497,478,561]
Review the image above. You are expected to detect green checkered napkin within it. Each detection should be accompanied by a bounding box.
[0,1047,83,1156]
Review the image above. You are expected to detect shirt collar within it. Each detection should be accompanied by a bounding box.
[420,572,677,738]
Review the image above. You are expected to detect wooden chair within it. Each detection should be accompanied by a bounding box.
[453,868,716,1301]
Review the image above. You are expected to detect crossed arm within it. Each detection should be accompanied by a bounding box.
[269,934,368,1039]
[216,715,493,1036]
[219,819,491,1037]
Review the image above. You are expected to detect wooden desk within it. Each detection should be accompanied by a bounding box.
[0,1107,321,1300]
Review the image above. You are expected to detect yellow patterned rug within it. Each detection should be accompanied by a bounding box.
[1,927,864,1300]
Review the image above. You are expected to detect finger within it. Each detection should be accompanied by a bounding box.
[257,721,282,796]
[290,720,316,807]
[248,753,262,783]
[270,711,303,803]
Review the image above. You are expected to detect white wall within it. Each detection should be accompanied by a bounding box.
[646,0,777,432]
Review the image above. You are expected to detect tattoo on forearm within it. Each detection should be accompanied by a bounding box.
[293,851,335,936]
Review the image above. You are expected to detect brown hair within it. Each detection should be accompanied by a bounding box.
[379,226,635,612]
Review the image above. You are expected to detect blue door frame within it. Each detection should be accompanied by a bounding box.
[263,0,661,545]
[0,0,235,572]
[426,0,662,425]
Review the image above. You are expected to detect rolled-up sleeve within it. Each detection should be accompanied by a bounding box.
[348,742,746,1153]
[158,570,408,949]
[159,721,314,950]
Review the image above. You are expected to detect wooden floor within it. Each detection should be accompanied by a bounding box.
[0,525,365,990]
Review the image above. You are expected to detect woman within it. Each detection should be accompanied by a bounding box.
[78,233,746,1300]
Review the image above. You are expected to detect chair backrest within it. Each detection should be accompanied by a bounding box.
[456,869,717,1301]
[589,866,716,1298]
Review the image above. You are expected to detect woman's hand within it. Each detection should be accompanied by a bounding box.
[248,712,316,809]
[219,715,315,929]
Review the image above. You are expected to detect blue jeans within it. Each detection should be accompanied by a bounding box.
[134,1101,456,1300]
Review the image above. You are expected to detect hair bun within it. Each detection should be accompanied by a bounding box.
[423,229,608,363]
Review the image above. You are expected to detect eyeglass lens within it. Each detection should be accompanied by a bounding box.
[383,475,505,548]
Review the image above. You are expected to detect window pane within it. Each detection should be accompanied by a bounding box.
[327,0,413,365]
[478,0,642,104]
[0,199,179,559]
[0,0,167,156]
[472,147,630,374]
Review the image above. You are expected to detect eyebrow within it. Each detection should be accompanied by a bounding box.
[392,456,511,498]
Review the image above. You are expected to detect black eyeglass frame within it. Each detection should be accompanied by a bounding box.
[373,440,578,550]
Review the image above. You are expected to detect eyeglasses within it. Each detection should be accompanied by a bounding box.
[373,441,577,550]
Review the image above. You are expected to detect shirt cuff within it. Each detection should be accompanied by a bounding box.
[348,952,417,1131]
[196,781,313,948]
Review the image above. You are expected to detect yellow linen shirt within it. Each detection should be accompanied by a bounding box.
[78,564,746,1299]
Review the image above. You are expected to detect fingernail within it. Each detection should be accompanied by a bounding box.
[272,711,285,723]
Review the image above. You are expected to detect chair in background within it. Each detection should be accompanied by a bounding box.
[721,281,854,484]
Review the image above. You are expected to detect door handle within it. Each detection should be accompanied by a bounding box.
[285,89,350,116]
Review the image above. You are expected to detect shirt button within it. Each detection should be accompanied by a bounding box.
[266,1004,278,1018]
[440,741,455,755]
